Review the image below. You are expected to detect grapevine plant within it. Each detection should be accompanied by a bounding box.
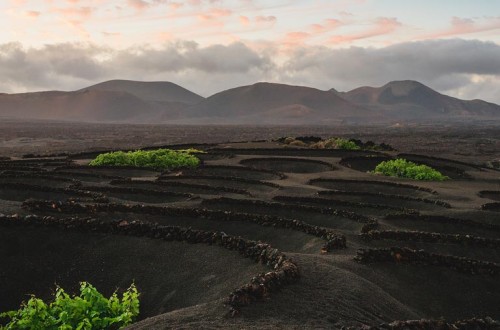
[373,158,449,181]
[0,282,139,330]
[89,148,203,170]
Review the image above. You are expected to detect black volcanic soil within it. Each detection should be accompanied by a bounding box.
[0,122,499,329]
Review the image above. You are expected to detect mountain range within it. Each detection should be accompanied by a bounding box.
[1,79,499,124]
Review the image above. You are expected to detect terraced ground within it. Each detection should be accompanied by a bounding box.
[1,140,499,329]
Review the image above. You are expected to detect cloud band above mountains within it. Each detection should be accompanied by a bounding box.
[1,38,499,103]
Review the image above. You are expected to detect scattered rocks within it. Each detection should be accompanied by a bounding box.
[157,174,282,188]
[111,179,252,196]
[354,247,499,276]
[360,230,500,248]
[481,203,500,212]
[273,195,417,214]
[0,213,300,314]
[385,214,500,232]
[309,178,437,195]
[201,197,375,224]
[22,199,347,252]
[354,317,499,329]
[318,190,451,208]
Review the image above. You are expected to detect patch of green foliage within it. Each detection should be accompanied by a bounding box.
[373,158,449,181]
[330,138,361,150]
[89,148,202,170]
[0,282,139,330]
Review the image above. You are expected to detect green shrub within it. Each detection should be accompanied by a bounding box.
[322,138,360,150]
[373,158,449,181]
[0,282,139,330]
[89,148,202,170]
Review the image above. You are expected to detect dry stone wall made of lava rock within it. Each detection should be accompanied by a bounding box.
[354,247,499,276]
[0,213,299,315]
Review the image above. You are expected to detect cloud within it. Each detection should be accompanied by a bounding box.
[0,39,499,104]
[421,16,500,40]
[127,0,151,10]
[0,41,273,94]
[281,39,500,102]
[255,15,276,24]
[329,17,402,44]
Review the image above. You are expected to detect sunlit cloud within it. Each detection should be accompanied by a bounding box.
[0,0,499,104]
[329,17,402,44]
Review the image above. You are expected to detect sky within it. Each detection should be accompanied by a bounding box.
[1,0,500,103]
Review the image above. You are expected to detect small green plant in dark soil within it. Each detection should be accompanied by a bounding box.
[373,158,449,181]
[89,148,202,170]
[331,138,361,150]
[0,282,139,330]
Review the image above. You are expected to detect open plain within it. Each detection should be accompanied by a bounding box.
[0,121,499,329]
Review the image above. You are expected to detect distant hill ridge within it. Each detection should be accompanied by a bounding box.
[0,79,499,123]
[339,80,500,118]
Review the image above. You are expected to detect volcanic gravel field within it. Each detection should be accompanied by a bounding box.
[1,137,500,329]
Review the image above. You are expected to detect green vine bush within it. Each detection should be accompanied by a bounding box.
[89,148,202,170]
[0,282,139,330]
[373,159,449,181]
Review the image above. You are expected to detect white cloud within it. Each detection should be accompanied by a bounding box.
[0,39,499,104]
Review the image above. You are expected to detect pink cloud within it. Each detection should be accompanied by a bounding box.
[310,18,341,34]
[169,2,183,10]
[284,31,310,45]
[56,6,93,18]
[420,16,500,40]
[25,10,41,18]
[127,0,150,11]
[329,17,401,43]
[197,8,231,21]
[240,15,250,26]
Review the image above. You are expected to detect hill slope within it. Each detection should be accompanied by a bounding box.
[0,80,204,123]
[186,82,376,124]
[340,80,500,119]
[0,90,184,122]
[81,80,204,105]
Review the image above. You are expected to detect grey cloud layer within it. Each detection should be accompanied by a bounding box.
[0,39,499,103]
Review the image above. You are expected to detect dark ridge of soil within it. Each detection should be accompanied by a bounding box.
[157,175,281,192]
[481,202,500,211]
[308,178,436,197]
[361,318,499,330]
[397,153,483,170]
[354,247,499,276]
[360,230,500,249]
[0,165,48,172]
[240,157,335,173]
[110,179,252,196]
[208,148,382,158]
[384,214,500,232]
[0,159,71,167]
[273,195,416,215]
[181,165,286,180]
[340,156,393,172]
[42,170,126,182]
[317,190,451,209]
[0,173,79,188]
[55,165,161,178]
[0,183,103,202]
[196,152,235,161]
[479,191,500,202]
[200,198,371,233]
[80,185,193,204]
